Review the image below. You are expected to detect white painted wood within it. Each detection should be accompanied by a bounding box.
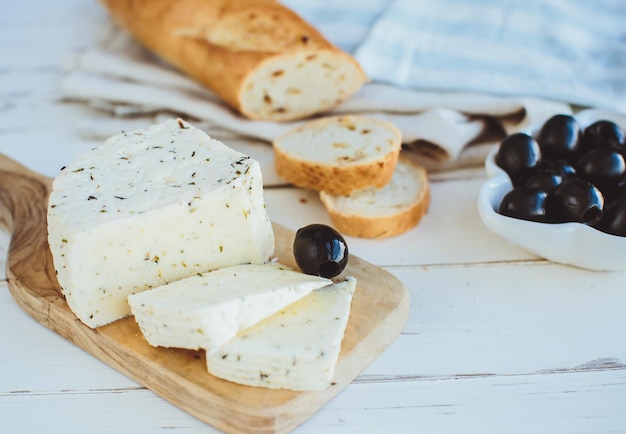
[0,286,140,392]
[2,0,626,432]
[363,264,626,377]
[2,164,534,270]
[264,180,539,267]
[0,388,216,433]
[2,368,625,434]
[302,370,626,434]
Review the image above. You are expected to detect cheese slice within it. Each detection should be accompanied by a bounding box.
[47,118,274,328]
[127,263,332,351]
[206,276,357,391]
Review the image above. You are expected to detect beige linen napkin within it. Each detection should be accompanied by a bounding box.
[60,23,571,176]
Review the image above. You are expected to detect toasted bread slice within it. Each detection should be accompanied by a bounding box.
[320,157,429,238]
[273,115,402,195]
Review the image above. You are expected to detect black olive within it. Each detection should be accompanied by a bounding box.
[596,191,626,236]
[576,148,625,199]
[539,158,576,179]
[547,178,604,225]
[536,114,580,160]
[293,224,348,278]
[579,120,625,154]
[524,169,562,192]
[494,116,626,236]
[499,187,550,222]
[495,133,542,187]
[603,179,626,204]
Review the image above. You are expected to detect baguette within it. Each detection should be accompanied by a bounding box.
[319,157,430,239]
[273,115,402,195]
[100,0,367,121]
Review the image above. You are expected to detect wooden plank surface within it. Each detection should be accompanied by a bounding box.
[3,1,626,433]
[0,154,409,433]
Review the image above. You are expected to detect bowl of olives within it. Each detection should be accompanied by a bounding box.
[478,108,626,271]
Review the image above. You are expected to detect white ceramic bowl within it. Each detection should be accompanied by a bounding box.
[478,108,626,271]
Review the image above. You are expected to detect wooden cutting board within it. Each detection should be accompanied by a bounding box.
[0,153,409,434]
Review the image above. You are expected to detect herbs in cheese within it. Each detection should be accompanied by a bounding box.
[47,118,274,328]
[206,276,356,391]
[127,262,332,351]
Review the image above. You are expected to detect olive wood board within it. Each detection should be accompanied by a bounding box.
[0,153,410,434]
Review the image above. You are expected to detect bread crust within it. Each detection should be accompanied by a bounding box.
[320,159,430,239]
[100,0,366,121]
[273,115,402,195]
[274,146,399,195]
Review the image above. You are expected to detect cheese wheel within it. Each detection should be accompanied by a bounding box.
[47,118,275,327]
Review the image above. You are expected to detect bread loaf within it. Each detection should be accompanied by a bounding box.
[319,157,430,239]
[99,0,367,121]
[273,115,402,195]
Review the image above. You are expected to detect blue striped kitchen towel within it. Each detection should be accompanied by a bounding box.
[285,0,626,113]
[282,0,392,54]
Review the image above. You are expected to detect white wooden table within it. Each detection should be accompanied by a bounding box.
[2,1,626,433]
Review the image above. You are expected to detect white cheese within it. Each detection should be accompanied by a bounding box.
[206,276,356,391]
[47,118,275,328]
[127,263,332,351]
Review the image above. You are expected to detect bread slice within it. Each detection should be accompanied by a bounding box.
[319,157,430,239]
[100,0,366,121]
[273,115,402,195]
